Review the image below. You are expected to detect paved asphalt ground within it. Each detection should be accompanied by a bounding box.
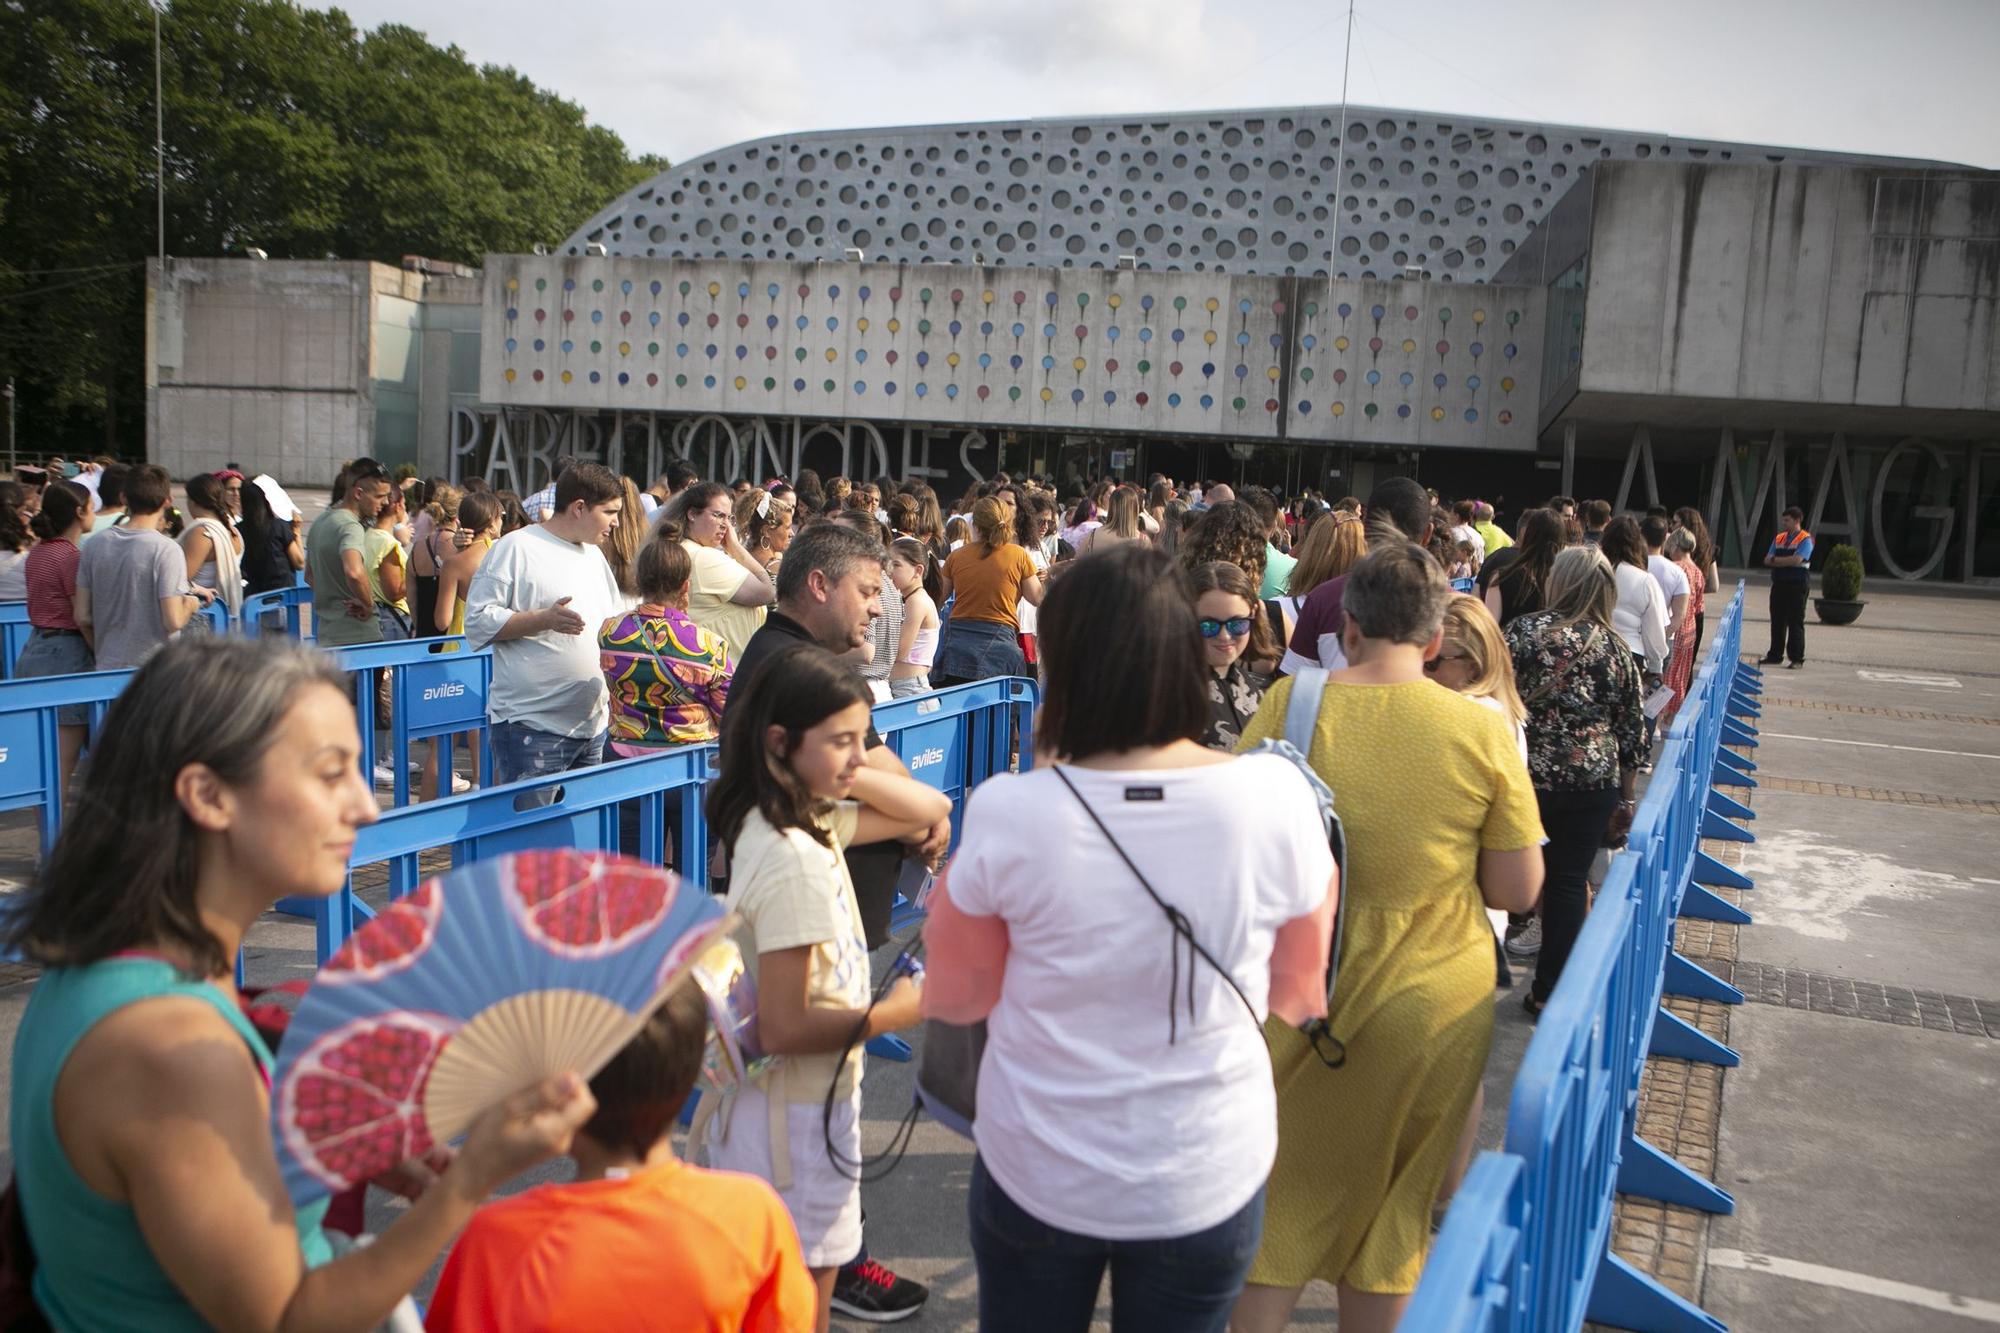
[0,575,1992,1330]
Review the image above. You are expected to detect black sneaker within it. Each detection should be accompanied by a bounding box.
[831,1258,928,1323]
[1758,656,1783,665]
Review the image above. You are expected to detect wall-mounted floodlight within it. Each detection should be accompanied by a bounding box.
[1118,254,1139,270]
[584,242,609,257]
[843,247,865,261]
[244,247,268,260]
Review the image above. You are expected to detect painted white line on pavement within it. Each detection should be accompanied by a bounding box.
[1970,877,2000,887]
[1858,669,1963,688]
[1708,1249,2000,1323]
[1759,732,2000,761]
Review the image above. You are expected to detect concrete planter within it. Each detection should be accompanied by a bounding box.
[1813,597,1865,625]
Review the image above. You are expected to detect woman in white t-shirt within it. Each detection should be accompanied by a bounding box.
[1601,515,1668,678]
[662,481,776,662]
[924,543,1337,1333]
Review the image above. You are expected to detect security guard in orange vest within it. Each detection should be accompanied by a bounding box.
[1760,506,1813,668]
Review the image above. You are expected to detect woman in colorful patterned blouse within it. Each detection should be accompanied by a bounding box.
[599,531,733,754]
[1503,546,1645,1019]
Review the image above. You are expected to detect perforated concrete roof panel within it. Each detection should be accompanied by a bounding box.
[564,105,1951,282]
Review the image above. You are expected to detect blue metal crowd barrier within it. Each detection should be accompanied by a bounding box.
[300,745,716,964]
[1407,587,1759,1333]
[0,635,494,858]
[296,677,1040,967]
[240,578,313,642]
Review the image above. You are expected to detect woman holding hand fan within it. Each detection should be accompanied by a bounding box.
[3,637,596,1333]
[703,640,953,1332]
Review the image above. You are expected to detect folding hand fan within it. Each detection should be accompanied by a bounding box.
[686,933,771,1091]
[269,849,734,1208]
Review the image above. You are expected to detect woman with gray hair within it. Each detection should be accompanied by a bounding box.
[1503,546,1646,1017]
[1658,527,1707,730]
[1233,543,1544,1333]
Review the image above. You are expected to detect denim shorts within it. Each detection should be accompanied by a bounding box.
[490,720,606,790]
[15,630,95,726]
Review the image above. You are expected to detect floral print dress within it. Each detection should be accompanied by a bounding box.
[1200,659,1267,751]
[1504,612,1645,791]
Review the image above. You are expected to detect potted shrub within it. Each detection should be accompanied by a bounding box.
[1814,543,1865,625]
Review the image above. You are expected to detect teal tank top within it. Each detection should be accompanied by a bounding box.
[10,957,333,1330]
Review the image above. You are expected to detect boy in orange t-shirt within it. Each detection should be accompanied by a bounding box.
[426,979,817,1332]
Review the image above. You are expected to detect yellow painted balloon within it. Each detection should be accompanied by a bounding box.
[982,290,995,304]
[560,370,572,384]
[1334,335,1350,352]
[618,342,630,355]
[1203,330,1217,346]
[947,352,961,367]
[1073,357,1087,372]
[504,368,517,382]
[857,317,870,332]
[1330,401,1345,416]
[707,282,721,297]
[1500,376,1515,392]
[1205,297,1220,312]
[887,318,901,333]
[1267,366,1281,381]
[1402,339,1417,354]
[1040,387,1054,403]
[505,278,518,291]
[1431,406,1446,421]
[734,376,747,390]
[1108,294,1122,309]
[826,348,838,362]
[1472,309,1487,325]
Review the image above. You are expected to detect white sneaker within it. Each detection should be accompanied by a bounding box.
[1504,919,1543,959]
[450,774,473,794]
[371,763,397,787]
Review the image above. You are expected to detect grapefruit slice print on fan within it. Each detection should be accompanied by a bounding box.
[321,881,443,984]
[278,1011,458,1193]
[507,849,675,958]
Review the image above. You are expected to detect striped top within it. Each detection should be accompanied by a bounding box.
[599,603,733,748]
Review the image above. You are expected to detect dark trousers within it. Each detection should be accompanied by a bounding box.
[1767,582,1807,663]
[969,1156,1265,1333]
[844,841,903,949]
[1530,787,1622,1005]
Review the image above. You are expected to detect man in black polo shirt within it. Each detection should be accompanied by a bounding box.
[728,520,946,1323]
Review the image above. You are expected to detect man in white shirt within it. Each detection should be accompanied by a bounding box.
[1642,514,1689,641]
[464,462,625,786]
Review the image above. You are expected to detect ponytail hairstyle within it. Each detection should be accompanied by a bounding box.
[0,482,31,553]
[891,535,945,604]
[183,472,229,520]
[424,481,464,532]
[456,490,502,540]
[30,481,91,543]
[706,641,875,851]
[970,496,1011,556]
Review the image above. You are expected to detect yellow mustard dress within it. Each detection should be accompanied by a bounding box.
[1239,677,1542,1294]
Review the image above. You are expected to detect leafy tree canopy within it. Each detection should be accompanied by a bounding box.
[0,0,667,456]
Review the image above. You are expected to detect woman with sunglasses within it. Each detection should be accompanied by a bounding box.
[1189,561,1270,751]
[661,480,775,662]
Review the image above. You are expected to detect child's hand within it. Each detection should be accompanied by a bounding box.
[872,975,925,1035]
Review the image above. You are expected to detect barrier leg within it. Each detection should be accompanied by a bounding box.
[1707,790,1756,823]
[866,1034,913,1061]
[1691,851,1753,892]
[1587,1251,1728,1333]
[1651,1010,1740,1066]
[1720,720,1758,749]
[1700,809,1754,843]
[1725,693,1761,720]
[1664,951,1743,1004]
[1711,760,1757,789]
[1714,746,1756,776]
[1618,1133,1736,1214]
[1680,885,1752,925]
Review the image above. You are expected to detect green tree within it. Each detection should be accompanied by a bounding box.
[0,0,666,458]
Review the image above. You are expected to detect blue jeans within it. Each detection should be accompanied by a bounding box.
[490,720,605,791]
[968,1155,1265,1333]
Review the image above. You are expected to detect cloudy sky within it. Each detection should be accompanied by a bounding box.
[330,0,2000,170]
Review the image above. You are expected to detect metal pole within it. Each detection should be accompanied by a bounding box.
[1326,0,1355,314]
[4,380,14,476]
[155,3,165,268]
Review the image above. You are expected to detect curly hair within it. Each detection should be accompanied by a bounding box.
[1175,500,1267,586]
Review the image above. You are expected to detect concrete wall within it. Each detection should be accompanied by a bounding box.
[480,255,1547,452]
[148,259,482,487]
[1578,163,2000,420]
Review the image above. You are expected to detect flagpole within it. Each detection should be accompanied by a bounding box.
[1327,0,1355,315]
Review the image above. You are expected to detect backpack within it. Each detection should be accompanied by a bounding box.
[1244,666,1353,1067]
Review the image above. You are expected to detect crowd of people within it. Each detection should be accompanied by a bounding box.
[2,448,1752,1331]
